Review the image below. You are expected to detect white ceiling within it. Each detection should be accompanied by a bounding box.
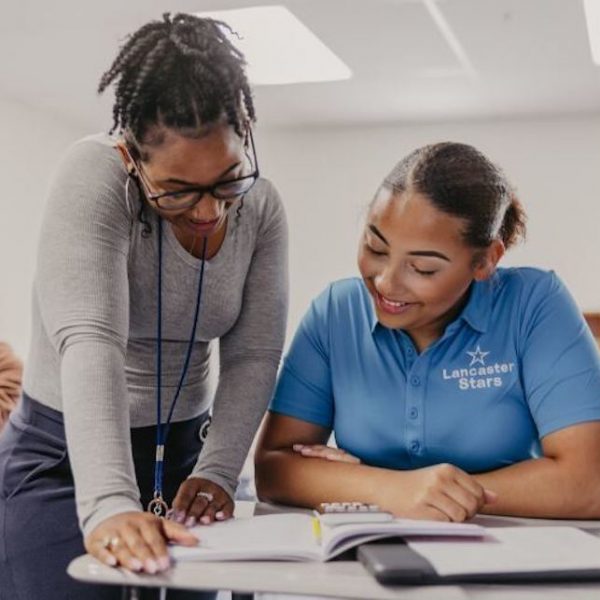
[1,0,599,130]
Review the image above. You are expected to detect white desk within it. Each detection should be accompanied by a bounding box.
[68,503,600,600]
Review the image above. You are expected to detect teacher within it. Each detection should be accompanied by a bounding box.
[0,13,288,599]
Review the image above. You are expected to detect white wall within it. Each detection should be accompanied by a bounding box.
[0,99,84,359]
[2,108,599,361]
[256,115,600,342]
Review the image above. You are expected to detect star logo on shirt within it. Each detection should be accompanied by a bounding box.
[466,346,490,366]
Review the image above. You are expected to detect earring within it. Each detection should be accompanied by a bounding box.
[125,172,134,208]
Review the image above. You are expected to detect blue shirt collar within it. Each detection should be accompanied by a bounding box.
[367,274,496,335]
[458,276,495,334]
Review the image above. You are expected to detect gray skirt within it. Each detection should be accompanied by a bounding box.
[0,393,214,600]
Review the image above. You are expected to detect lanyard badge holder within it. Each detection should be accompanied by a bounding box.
[148,219,208,517]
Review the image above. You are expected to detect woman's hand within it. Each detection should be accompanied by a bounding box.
[85,511,198,573]
[170,477,234,527]
[383,464,497,522]
[292,443,361,464]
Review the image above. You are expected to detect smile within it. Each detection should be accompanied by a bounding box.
[375,291,416,315]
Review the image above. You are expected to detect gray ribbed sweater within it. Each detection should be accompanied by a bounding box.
[23,135,288,536]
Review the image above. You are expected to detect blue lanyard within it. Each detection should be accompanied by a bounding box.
[148,218,207,517]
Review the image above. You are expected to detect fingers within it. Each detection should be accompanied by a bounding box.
[431,486,472,522]
[425,465,496,522]
[86,512,173,574]
[214,499,235,522]
[484,488,498,504]
[187,494,234,526]
[171,478,234,527]
[91,543,118,568]
[186,493,214,526]
[443,481,483,520]
[162,518,200,546]
[293,444,361,464]
[171,483,196,524]
[116,523,165,574]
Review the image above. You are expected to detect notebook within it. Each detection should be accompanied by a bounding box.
[169,512,484,563]
[358,526,600,584]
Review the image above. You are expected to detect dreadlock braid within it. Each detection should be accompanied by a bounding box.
[98,12,255,143]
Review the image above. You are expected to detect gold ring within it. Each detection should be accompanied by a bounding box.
[101,535,121,551]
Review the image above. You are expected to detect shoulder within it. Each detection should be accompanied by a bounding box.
[43,133,131,228]
[55,133,124,185]
[308,277,371,327]
[242,177,285,219]
[491,267,578,328]
[237,177,287,248]
[492,266,562,301]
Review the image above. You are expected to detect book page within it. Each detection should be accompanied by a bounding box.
[323,518,484,559]
[169,512,485,563]
[170,513,319,562]
[407,527,600,576]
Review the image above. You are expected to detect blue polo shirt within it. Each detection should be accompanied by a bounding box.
[270,268,600,473]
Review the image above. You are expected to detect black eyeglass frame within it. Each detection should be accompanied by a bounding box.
[125,128,260,211]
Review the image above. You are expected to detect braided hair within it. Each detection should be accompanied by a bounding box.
[98,13,255,233]
[98,12,255,145]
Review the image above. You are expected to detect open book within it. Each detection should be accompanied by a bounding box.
[169,512,484,563]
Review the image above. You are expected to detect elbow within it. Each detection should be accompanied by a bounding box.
[573,484,600,519]
[554,469,600,519]
[254,448,292,504]
[254,450,276,503]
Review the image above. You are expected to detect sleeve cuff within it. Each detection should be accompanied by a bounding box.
[80,496,143,538]
[187,469,238,501]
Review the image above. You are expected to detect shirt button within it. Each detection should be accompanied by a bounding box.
[410,441,420,452]
[409,407,418,419]
[410,376,421,386]
[406,347,414,356]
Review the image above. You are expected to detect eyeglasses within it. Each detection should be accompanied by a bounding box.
[128,129,259,211]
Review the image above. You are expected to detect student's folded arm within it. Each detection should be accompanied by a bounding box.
[255,412,393,509]
[476,422,600,518]
[254,288,393,508]
[475,273,600,518]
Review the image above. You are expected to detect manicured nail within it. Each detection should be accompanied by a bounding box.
[185,516,196,528]
[200,515,211,525]
[293,444,304,451]
[105,555,117,567]
[215,511,225,520]
[165,508,175,520]
[158,556,170,571]
[144,559,158,574]
[130,559,143,572]
[175,511,186,524]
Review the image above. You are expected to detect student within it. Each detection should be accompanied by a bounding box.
[0,13,287,600]
[256,142,600,522]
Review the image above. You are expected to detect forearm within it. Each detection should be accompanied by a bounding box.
[192,357,280,497]
[61,341,141,535]
[255,448,394,509]
[475,456,600,519]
